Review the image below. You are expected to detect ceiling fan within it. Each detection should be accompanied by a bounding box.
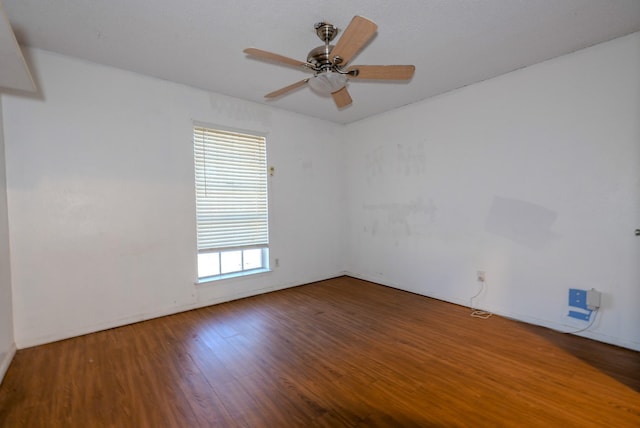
[243,15,415,109]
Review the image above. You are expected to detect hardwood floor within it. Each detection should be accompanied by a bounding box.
[1,276,638,427]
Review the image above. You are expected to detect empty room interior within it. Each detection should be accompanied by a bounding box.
[1,1,639,426]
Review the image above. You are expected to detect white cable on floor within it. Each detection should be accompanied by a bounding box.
[470,280,492,319]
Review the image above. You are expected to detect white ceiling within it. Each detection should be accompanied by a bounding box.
[3,0,640,124]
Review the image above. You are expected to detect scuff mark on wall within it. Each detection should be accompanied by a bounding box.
[365,142,426,185]
[363,198,437,240]
[365,146,385,184]
[396,142,426,176]
[301,159,314,178]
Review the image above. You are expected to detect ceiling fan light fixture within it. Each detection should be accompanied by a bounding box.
[308,72,347,95]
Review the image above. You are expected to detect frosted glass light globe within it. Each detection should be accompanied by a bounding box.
[308,72,347,94]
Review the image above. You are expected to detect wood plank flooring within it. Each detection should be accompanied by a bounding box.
[1,276,639,427]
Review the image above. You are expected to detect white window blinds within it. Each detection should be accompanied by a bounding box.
[194,126,268,252]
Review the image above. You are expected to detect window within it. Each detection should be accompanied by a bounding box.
[193,125,269,281]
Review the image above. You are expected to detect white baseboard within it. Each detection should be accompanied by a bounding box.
[0,342,17,385]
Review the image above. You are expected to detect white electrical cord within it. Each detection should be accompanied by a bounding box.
[559,308,600,334]
[470,280,492,319]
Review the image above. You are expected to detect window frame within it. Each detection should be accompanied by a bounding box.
[193,122,271,283]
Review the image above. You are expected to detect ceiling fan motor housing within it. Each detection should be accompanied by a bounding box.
[307,45,336,71]
[308,22,340,72]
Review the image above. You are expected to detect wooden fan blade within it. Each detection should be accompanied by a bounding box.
[330,16,377,66]
[244,48,310,69]
[331,86,352,109]
[347,65,415,80]
[265,79,309,98]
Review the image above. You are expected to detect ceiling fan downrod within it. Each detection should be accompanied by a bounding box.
[308,22,357,76]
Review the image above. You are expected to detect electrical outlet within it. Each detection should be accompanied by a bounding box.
[477,270,486,282]
[274,258,279,268]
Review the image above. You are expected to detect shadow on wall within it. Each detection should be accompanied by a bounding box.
[484,196,559,250]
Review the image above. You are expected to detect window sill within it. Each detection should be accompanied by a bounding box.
[196,268,272,285]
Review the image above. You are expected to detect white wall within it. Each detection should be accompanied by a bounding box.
[0,97,16,381]
[345,32,640,351]
[3,33,639,352]
[2,49,346,348]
